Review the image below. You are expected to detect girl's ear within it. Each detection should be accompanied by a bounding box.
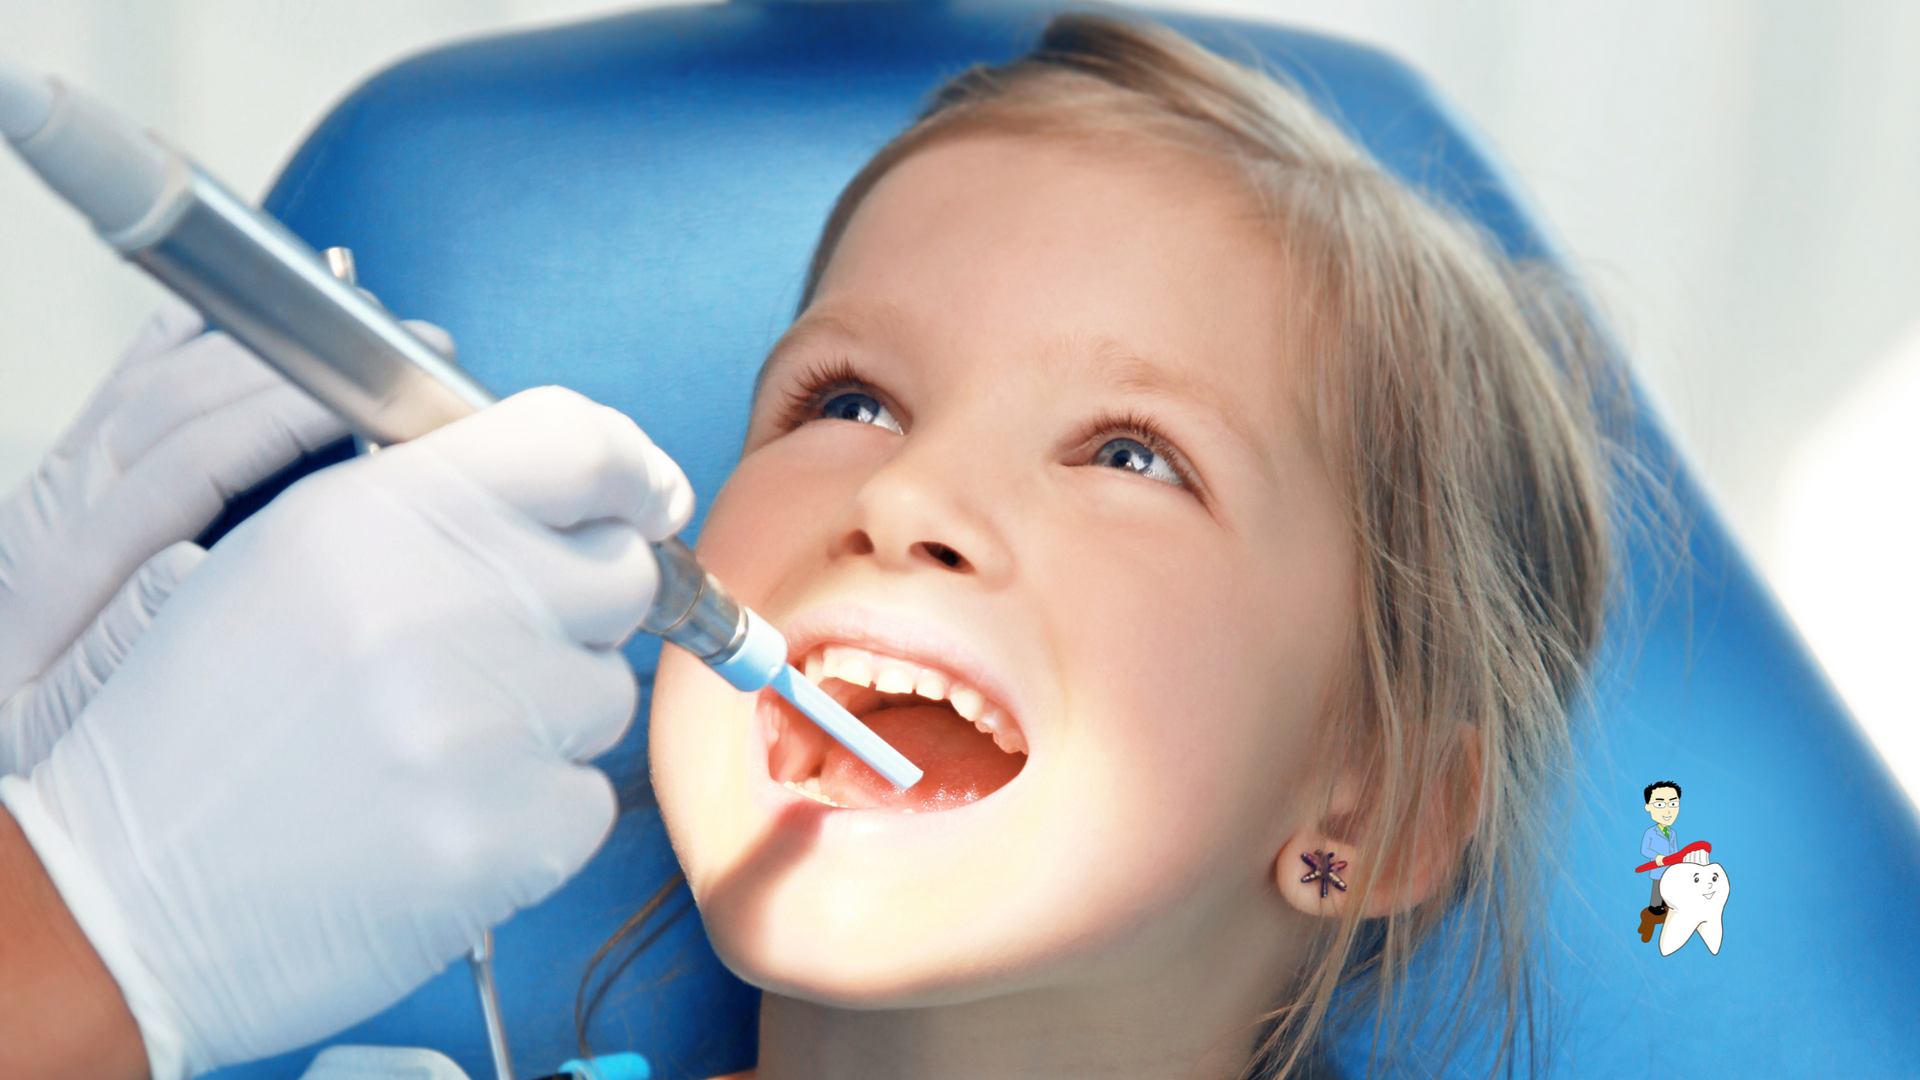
[1275,722,1481,920]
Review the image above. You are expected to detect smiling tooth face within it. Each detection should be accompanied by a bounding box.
[647,133,1360,1006]
[1658,862,1730,956]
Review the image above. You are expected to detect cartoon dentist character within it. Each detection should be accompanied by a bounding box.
[1639,780,1684,935]
[1634,780,1730,953]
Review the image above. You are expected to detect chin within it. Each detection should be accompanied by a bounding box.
[708,916,1036,1010]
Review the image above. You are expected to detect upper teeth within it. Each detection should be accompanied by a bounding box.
[802,644,1027,754]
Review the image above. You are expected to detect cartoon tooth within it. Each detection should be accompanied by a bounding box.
[1657,861,1730,956]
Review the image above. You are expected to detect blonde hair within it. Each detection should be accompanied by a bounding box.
[796,15,1613,1078]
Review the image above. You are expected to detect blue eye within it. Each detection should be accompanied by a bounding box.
[819,391,902,434]
[1091,437,1183,487]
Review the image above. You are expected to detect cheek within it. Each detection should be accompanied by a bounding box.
[696,455,815,595]
[695,429,878,597]
[649,647,754,893]
[1029,490,1357,878]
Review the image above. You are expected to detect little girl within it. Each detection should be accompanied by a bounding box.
[642,14,1608,1079]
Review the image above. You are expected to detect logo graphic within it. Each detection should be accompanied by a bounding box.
[1634,780,1728,955]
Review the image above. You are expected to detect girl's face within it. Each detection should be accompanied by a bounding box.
[650,134,1359,1007]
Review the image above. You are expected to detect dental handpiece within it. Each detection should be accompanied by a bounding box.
[0,57,923,791]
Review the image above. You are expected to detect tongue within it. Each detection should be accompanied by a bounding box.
[818,704,1025,811]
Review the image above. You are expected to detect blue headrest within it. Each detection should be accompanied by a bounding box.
[207,2,1920,1077]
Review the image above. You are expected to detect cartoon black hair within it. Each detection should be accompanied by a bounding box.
[1643,780,1682,802]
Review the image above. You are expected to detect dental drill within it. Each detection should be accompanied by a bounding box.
[0,57,922,789]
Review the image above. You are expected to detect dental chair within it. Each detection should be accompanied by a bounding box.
[203,2,1920,1077]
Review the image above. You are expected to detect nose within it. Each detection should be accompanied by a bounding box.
[830,426,1013,585]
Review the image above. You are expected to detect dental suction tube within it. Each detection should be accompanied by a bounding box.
[0,56,922,789]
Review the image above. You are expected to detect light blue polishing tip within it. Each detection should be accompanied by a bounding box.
[555,1052,650,1080]
[772,664,925,790]
[705,607,924,790]
[708,607,786,691]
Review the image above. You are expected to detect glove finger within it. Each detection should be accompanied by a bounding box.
[424,759,617,939]
[378,590,639,762]
[49,301,211,459]
[491,760,619,908]
[518,644,641,763]
[159,380,347,502]
[58,541,206,701]
[519,519,664,650]
[535,763,619,894]
[419,386,695,540]
[355,442,663,650]
[0,542,205,776]
[117,299,206,370]
[95,330,312,472]
[343,644,623,903]
[0,377,338,699]
[106,382,349,545]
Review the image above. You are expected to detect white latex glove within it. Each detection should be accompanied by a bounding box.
[0,541,206,772]
[0,300,349,774]
[0,386,693,1080]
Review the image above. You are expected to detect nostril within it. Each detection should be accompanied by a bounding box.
[916,541,970,572]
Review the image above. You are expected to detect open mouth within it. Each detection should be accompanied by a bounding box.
[768,644,1027,812]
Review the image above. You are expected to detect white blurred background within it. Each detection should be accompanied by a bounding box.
[2,0,1915,800]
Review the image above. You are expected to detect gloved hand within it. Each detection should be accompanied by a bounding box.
[0,300,348,774]
[0,386,693,1080]
[0,540,205,775]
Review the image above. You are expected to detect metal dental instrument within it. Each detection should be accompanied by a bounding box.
[0,56,924,792]
[324,248,516,1080]
[466,929,515,1080]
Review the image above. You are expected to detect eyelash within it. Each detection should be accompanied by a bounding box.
[1071,410,1201,492]
[775,358,881,432]
[773,363,1202,494]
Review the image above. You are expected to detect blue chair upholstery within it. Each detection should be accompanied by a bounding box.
[205,2,1920,1076]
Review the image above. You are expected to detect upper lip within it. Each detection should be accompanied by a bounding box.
[775,602,1032,743]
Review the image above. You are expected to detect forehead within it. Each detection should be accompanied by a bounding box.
[819,131,1282,313]
[1650,788,1679,800]
[797,133,1301,435]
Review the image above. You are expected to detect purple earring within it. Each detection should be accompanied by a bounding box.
[1299,850,1349,898]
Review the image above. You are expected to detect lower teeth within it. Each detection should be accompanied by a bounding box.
[785,779,848,808]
